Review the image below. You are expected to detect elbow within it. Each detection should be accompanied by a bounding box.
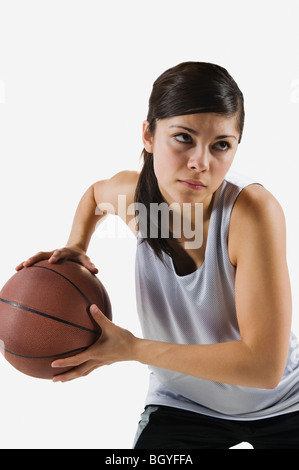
[255,363,285,390]
[250,371,282,390]
[243,352,285,390]
[267,366,285,389]
[262,351,289,389]
[242,341,287,390]
[263,375,282,390]
[249,375,279,390]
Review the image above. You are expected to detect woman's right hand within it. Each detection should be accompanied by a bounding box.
[15,246,98,274]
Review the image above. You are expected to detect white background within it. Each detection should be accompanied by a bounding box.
[0,0,298,450]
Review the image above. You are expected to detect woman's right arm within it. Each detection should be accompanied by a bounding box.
[15,171,139,272]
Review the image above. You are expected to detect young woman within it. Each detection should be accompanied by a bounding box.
[16,62,299,449]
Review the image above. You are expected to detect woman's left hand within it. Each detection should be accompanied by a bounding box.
[51,304,138,382]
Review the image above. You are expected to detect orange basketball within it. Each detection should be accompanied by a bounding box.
[0,260,112,379]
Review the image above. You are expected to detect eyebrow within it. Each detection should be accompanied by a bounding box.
[169,125,238,141]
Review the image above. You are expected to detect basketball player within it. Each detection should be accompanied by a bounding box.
[16,62,299,448]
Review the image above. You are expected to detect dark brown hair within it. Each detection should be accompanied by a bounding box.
[134,61,245,261]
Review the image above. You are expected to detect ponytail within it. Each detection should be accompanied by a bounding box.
[134,150,176,262]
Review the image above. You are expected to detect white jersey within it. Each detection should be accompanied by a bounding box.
[135,172,299,420]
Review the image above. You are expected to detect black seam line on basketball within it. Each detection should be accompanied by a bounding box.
[0,344,87,359]
[31,264,93,305]
[0,298,101,335]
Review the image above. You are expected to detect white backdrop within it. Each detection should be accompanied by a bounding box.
[0,0,298,449]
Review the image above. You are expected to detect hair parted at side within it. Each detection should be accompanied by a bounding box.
[134,61,245,262]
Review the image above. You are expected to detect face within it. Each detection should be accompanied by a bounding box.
[142,113,240,211]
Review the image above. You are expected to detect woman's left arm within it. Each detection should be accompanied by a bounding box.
[52,186,292,389]
[134,185,292,389]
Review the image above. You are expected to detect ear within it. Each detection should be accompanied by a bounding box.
[142,120,154,153]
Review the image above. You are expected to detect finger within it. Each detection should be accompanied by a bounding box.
[16,255,44,270]
[77,255,98,274]
[21,251,54,268]
[89,304,111,325]
[82,261,99,274]
[87,263,99,274]
[15,261,25,271]
[51,349,89,369]
[53,363,99,383]
[48,249,63,263]
[22,258,37,267]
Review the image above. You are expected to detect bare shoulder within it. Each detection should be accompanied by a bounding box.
[228,183,286,266]
[93,170,140,210]
[232,183,285,221]
[106,170,140,199]
[108,170,140,187]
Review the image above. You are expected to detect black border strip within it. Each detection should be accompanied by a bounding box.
[0,297,100,335]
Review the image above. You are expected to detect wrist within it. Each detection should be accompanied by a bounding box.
[131,336,148,364]
[65,241,87,253]
[132,336,173,368]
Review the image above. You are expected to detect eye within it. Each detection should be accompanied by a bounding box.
[213,141,231,151]
[173,133,193,144]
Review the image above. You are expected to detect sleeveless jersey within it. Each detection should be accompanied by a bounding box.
[135,171,299,420]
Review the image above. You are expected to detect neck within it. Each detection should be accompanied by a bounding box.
[165,192,214,250]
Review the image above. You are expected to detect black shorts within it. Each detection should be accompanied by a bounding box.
[133,405,299,449]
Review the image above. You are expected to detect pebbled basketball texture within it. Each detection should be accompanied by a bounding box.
[0,260,112,379]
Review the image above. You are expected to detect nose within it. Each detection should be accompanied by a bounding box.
[187,146,209,172]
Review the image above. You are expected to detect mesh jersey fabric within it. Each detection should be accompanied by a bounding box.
[135,171,299,420]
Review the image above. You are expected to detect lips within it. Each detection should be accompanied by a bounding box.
[178,179,206,190]
[180,179,206,187]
